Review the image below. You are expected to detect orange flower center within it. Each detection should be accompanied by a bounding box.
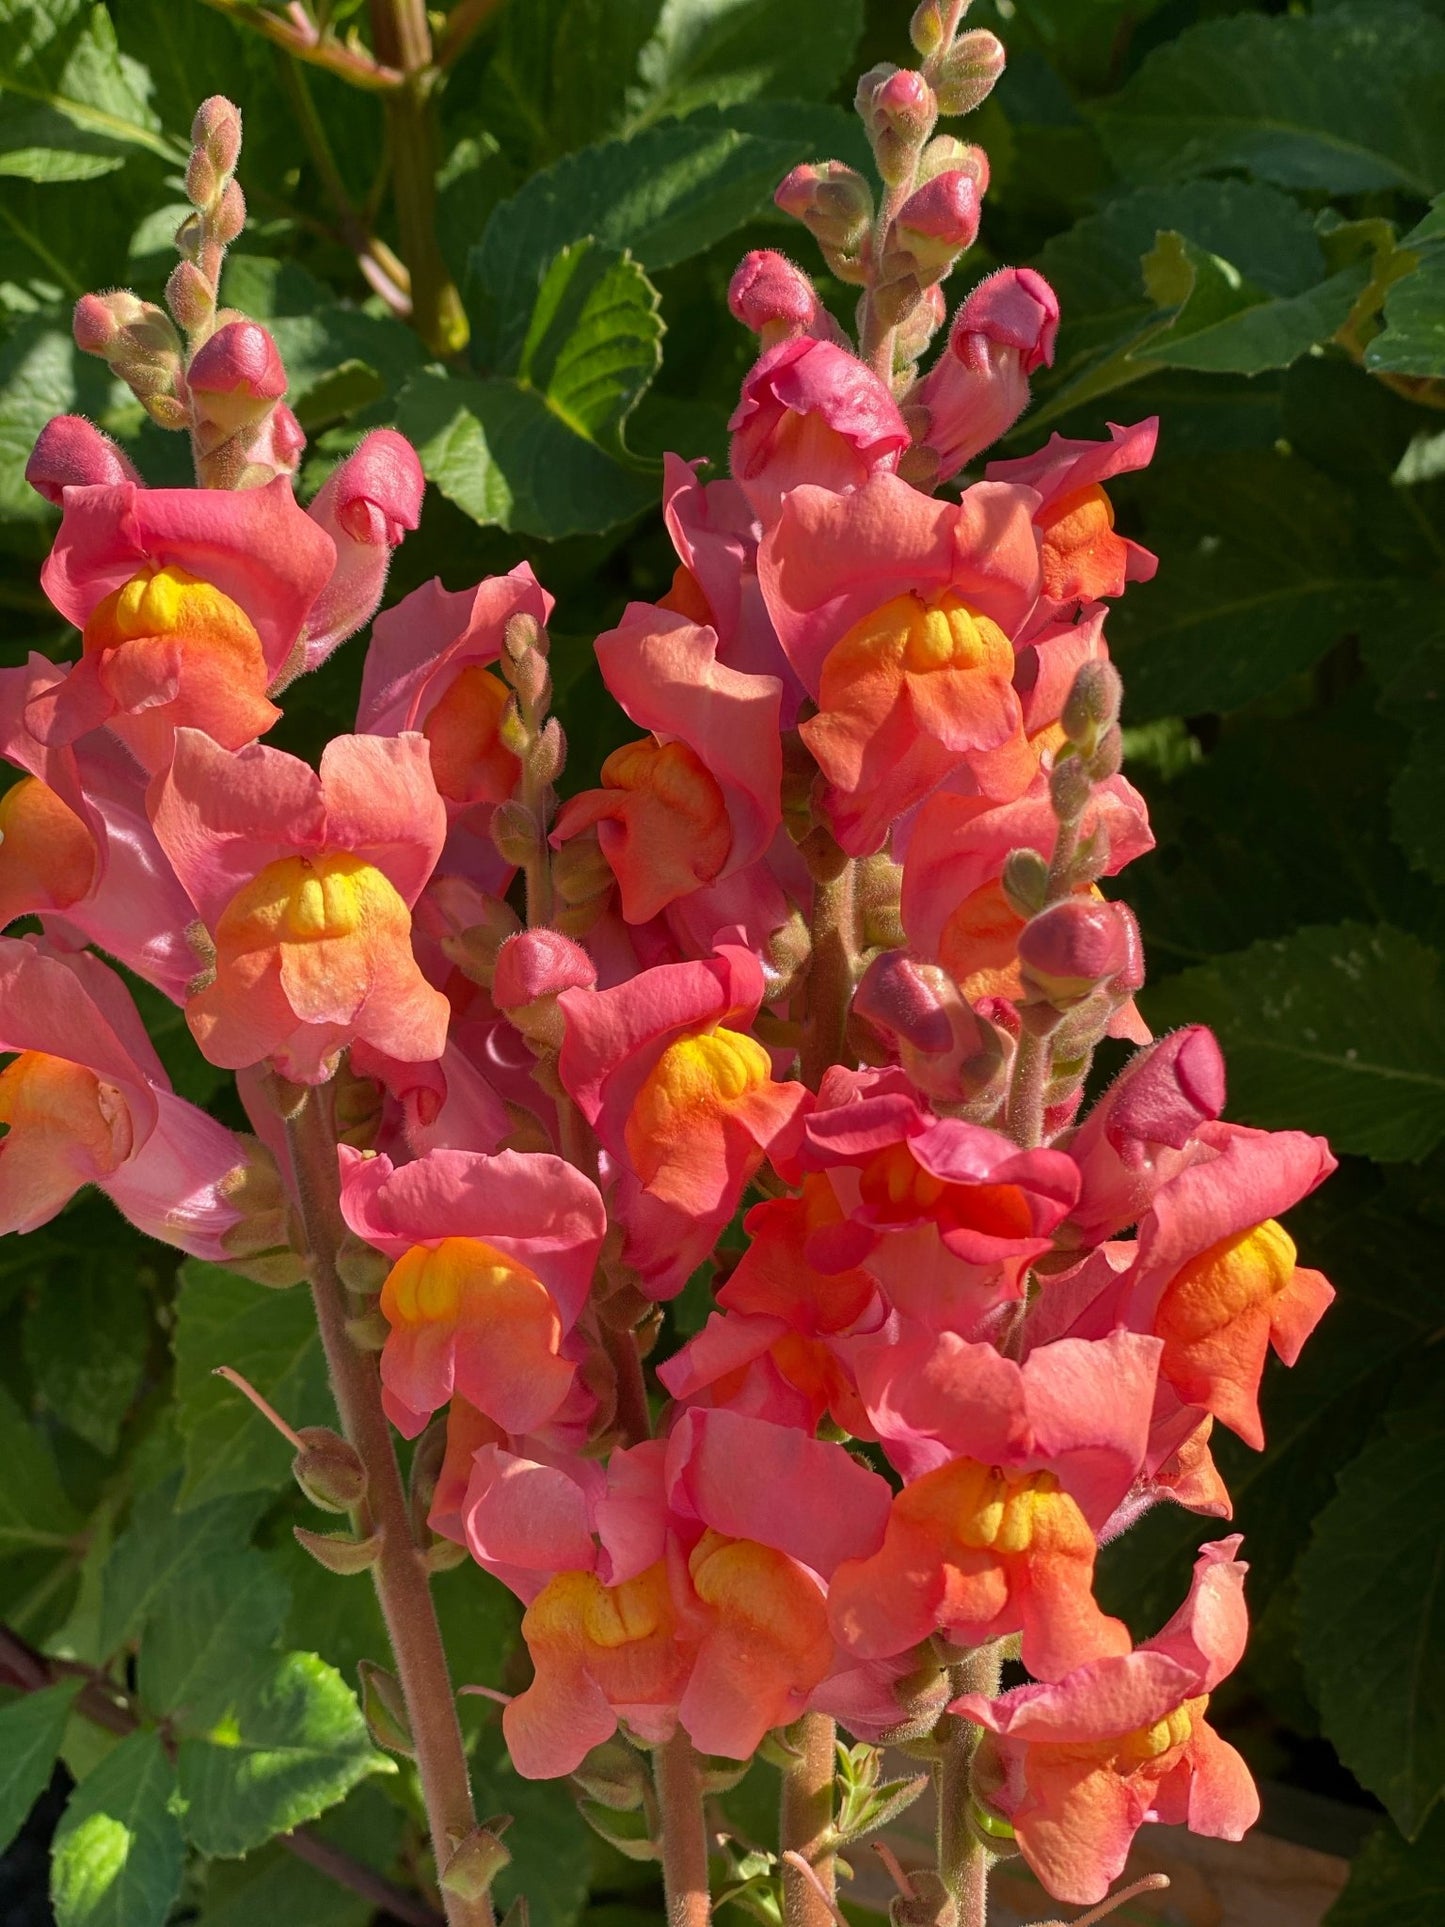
[215,851,404,955]
[423,665,521,805]
[659,564,715,627]
[522,1561,690,1702]
[625,1026,772,1185]
[858,1140,1034,1244]
[1037,484,1125,602]
[381,1235,557,1337]
[1156,1220,1296,1344]
[899,1458,1070,1554]
[688,1529,831,1664]
[1117,1693,1208,1768]
[823,592,1013,693]
[0,777,97,918]
[84,564,266,676]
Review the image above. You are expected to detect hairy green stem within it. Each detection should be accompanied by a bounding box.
[801,855,856,1090]
[780,1712,838,1927]
[368,0,468,353]
[654,1732,712,1927]
[285,1088,491,1927]
[935,1646,1002,1927]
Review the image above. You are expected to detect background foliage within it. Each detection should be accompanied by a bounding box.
[0,0,1441,1920]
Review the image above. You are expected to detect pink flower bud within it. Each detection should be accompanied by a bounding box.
[774,162,873,254]
[187,319,287,403]
[166,259,215,333]
[72,290,148,356]
[903,266,1059,482]
[1109,1025,1225,1154]
[192,96,243,176]
[728,250,835,347]
[289,429,425,677]
[1018,897,1132,1003]
[863,67,937,143]
[890,171,982,284]
[25,416,143,504]
[917,136,989,194]
[493,929,597,1011]
[185,146,220,209]
[214,179,246,246]
[934,29,1006,116]
[854,950,954,1055]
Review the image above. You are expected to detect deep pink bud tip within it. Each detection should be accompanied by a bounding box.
[728,250,821,335]
[186,319,287,399]
[953,266,1060,374]
[854,951,954,1055]
[331,429,425,542]
[493,929,597,1009]
[1018,897,1131,988]
[26,416,143,504]
[897,171,982,248]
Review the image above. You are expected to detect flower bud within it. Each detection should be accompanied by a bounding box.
[214,178,247,246]
[572,1740,650,1812]
[291,429,424,675]
[1088,722,1124,783]
[859,66,938,146]
[1061,659,1123,754]
[292,1426,368,1513]
[420,877,523,986]
[72,293,186,425]
[185,146,220,210]
[889,170,982,283]
[186,318,287,408]
[336,1228,391,1296]
[774,161,873,257]
[489,799,540,868]
[1000,846,1050,919]
[934,29,1006,116]
[909,0,947,58]
[728,249,837,349]
[165,258,215,334]
[216,1136,305,1287]
[1049,751,1093,823]
[916,136,989,194]
[853,949,1007,1104]
[892,283,947,373]
[493,928,596,1050]
[441,1825,513,1903]
[1018,897,1133,1005]
[192,95,243,176]
[902,266,1059,483]
[25,416,143,504]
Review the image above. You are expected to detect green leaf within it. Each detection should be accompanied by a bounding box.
[1328,1807,1445,1925]
[138,1549,291,1729]
[626,0,864,128]
[0,1381,82,1557]
[1299,1386,1445,1837]
[1391,721,1445,885]
[1142,923,1445,1162]
[172,1260,331,1509]
[0,0,179,183]
[22,1234,152,1454]
[1141,230,1368,377]
[1109,449,1393,719]
[194,1783,403,1927]
[0,317,114,520]
[400,242,664,539]
[98,1476,263,1657]
[0,1680,81,1853]
[50,1730,185,1927]
[1090,5,1445,199]
[176,1650,392,1857]
[267,306,425,430]
[1368,198,1445,378]
[470,114,817,364]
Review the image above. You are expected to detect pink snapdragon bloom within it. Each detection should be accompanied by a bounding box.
[658,1175,887,1436]
[25,415,143,501]
[151,728,450,1082]
[900,776,1153,1007]
[557,946,808,1297]
[0,937,268,1262]
[954,1538,1259,1905]
[905,268,1060,484]
[358,565,553,886]
[987,421,1158,624]
[31,478,335,770]
[338,1144,606,1437]
[347,1038,511,1161]
[551,603,783,923]
[829,1329,1158,1679]
[1059,1026,1227,1247]
[0,658,199,998]
[459,1408,891,1775]
[729,338,910,523]
[291,429,425,676]
[758,475,1043,852]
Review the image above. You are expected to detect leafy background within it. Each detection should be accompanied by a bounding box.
[0,0,1442,1921]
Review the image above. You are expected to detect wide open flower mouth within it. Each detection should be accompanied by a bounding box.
[858,1140,1037,1245]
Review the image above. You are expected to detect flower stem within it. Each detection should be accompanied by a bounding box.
[367,0,468,354]
[801,851,856,1090]
[934,1646,1001,1927]
[780,1712,837,1927]
[284,1086,491,1927]
[654,1732,712,1927]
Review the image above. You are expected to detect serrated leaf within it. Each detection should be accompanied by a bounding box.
[1299,1388,1445,1837]
[138,1549,290,1730]
[1142,923,1445,1162]
[267,306,425,425]
[1142,230,1368,376]
[1090,6,1445,198]
[98,1476,262,1657]
[1328,1806,1445,1925]
[0,1381,82,1557]
[194,1782,403,1927]
[172,1260,330,1509]
[50,1730,184,1927]
[470,114,814,365]
[0,0,178,183]
[176,1650,393,1858]
[626,0,863,128]
[400,242,663,539]
[0,1680,80,1854]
